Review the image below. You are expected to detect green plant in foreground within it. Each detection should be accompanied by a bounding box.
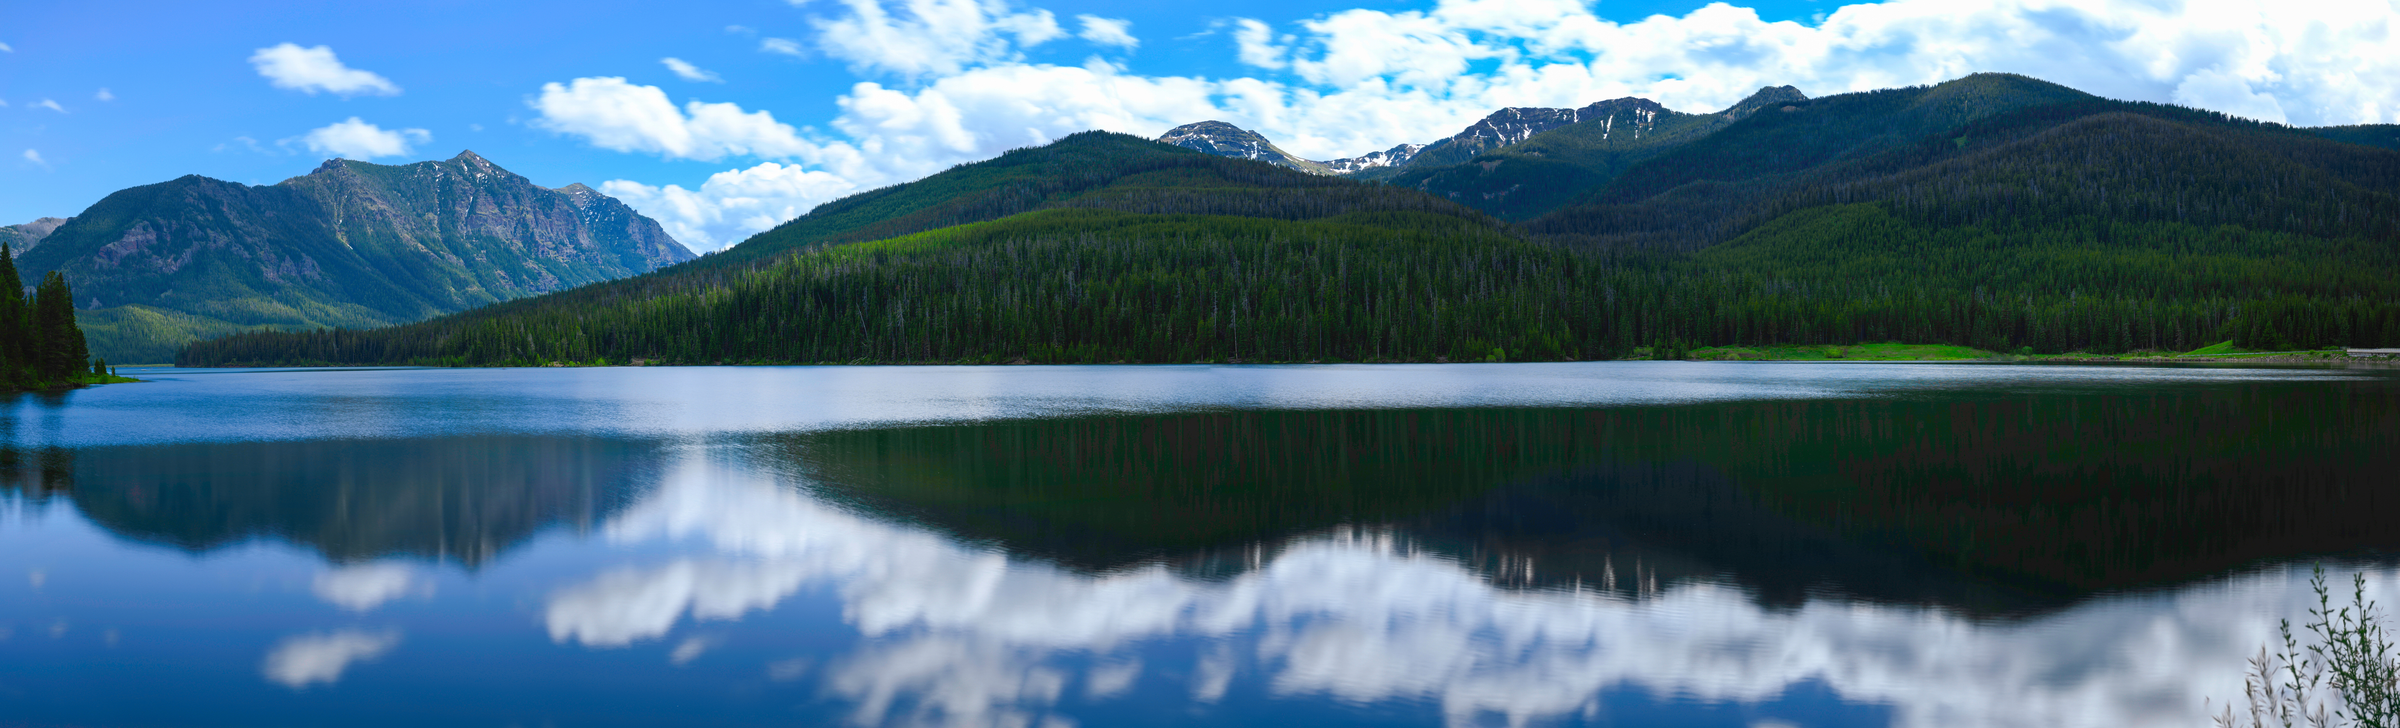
[2216,566,2400,728]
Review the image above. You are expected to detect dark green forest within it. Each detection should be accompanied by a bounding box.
[0,244,116,388]
[177,74,2400,367]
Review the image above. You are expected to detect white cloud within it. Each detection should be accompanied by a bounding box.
[1076,15,1137,50]
[2173,65,2290,123]
[531,77,816,162]
[261,630,401,689]
[1232,19,1287,70]
[312,562,428,611]
[726,24,757,36]
[761,37,805,56]
[35,99,64,113]
[808,0,1064,77]
[0,42,11,52]
[298,117,430,159]
[601,162,859,251]
[94,88,114,101]
[661,57,724,83]
[669,635,719,665]
[22,149,48,169]
[248,43,401,97]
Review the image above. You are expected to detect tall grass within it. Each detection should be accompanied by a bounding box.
[2216,567,2400,728]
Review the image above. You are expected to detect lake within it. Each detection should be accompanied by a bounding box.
[4,362,2397,727]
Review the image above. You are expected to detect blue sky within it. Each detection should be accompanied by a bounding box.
[5,0,2396,251]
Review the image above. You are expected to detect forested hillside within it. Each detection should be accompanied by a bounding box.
[1526,75,2395,250]
[178,75,2400,367]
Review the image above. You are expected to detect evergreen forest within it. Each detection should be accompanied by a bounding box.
[175,74,2400,368]
[0,243,118,388]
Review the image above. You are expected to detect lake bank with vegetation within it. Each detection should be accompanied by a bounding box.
[1,245,127,391]
[1684,340,2400,365]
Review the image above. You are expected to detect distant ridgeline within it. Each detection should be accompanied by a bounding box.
[178,73,2400,367]
[17,151,692,364]
[0,244,111,389]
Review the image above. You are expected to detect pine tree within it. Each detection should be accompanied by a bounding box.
[32,272,85,381]
[0,244,21,374]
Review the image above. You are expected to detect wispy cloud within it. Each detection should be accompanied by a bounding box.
[313,563,429,612]
[295,117,430,159]
[0,42,12,53]
[249,43,401,96]
[1076,15,1137,50]
[261,630,401,689]
[807,0,1063,78]
[95,88,114,101]
[22,149,49,169]
[35,99,64,113]
[760,37,804,56]
[211,136,274,154]
[662,57,724,83]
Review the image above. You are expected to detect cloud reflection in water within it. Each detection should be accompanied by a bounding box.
[541,451,2391,728]
[262,629,402,689]
[312,562,428,612]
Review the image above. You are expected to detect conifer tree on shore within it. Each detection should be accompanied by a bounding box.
[0,242,105,388]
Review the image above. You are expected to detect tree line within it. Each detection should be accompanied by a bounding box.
[175,204,2400,367]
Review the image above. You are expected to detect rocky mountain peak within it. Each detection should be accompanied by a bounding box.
[1723,85,1809,119]
[554,182,601,207]
[1578,97,1671,116]
[0,216,72,257]
[1324,143,1429,174]
[1455,107,1589,148]
[452,149,499,169]
[1156,121,1330,174]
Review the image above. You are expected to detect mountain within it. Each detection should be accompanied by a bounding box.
[56,435,660,567]
[1384,104,1629,172]
[181,74,2400,368]
[1156,121,1333,174]
[1385,87,1813,219]
[1156,87,1812,221]
[0,217,71,256]
[1322,143,1426,174]
[19,151,692,362]
[1523,73,2384,251]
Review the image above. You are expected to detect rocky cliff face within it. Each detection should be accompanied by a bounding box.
[0,217,71,256]
[20,151,694,362]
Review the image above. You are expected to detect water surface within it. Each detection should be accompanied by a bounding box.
[4,363,2396,727]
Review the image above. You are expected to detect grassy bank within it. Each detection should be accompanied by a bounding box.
[1684,343,1999,361]
[1679,340,2381,364]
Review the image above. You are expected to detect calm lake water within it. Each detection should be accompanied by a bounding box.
[4,362,2397,727]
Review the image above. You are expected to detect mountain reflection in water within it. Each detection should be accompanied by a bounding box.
[2,365,2395,728]
[42,436,662,566]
